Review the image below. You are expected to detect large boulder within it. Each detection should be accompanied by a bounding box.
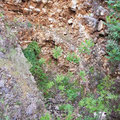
[0,12,47,120]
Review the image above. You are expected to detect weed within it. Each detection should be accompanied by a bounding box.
[40,113,51,120]
[52,46,63,59]
[39,58,46,65]
[23,41,48,93]
[59,104,73,113]
[106,0,120,62]
[106,40,120,61]
[79,39,94,54]
[23,41,40,64]
[89,66,94,74]
[65,113,73,120]
[47,81,54,89]
[107,0,120,12]
[0,12,4,18]
[27,22,32,28]
[79,70,86,82]
[97,75,114,91]
[66,52,80,64]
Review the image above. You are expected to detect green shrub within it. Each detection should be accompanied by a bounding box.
[66,53,80,64]
[40,113,51,120]
[23,41,48,92]
[106,0,120,62]
[79,75,118,117]
[107,0,120,11]
[106,15,120,41]
[106,40,120,61]
[23,41,40,64]
[79,39,94,54]
[52,46,63,59]
[59,104,73,113]
[79,70,86,82]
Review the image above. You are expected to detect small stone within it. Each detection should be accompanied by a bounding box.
[0,80,5,88]
[93,37,97,43]
[98,20,104,31]
[68,18,73,25]
[63,32,67,35]
[83,16,98,28]
[70,0,77,12]
[34,8,40,12]
[70,46,75,51]
[42,0,48,4]
[99,30,105,36]
[14,0,22,4]
[96,6,108,16]
[26,103,37,115]
[24,8,32,12]
[0,52,5,58]
[55,106,59,110]
[42,8,47,13]
[29,5,35,10]
[33,0,41,2]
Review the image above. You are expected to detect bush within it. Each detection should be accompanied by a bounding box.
[106,0,120,62]
[79,39,94,55]
[52,46,63,59]
[23,41,48,92]
[66,53,80,64]
[106,40,120,61]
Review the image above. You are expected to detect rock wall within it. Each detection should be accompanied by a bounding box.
[0,13,47,120]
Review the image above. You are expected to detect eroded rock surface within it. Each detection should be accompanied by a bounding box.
[0,15,46,120]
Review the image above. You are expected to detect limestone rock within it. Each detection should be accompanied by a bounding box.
[42,0,48,4]
[34,8,40,12]
[96,6,108,16]
[0,16,47,120]
[83,16,98,28]
[0,80,5,88]
[68,18,73,25]
[33,0,41,2]
[98,20,104,31]
[70,0,77,12]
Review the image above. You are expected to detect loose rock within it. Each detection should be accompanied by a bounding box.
[98,20,104,31]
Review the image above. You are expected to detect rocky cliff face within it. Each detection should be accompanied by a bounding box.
[0,15,47,119]
[0,0,120,120]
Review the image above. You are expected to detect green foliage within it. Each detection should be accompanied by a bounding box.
[106,15,120,41]
[30,63,47,82]
[79,70,86,82]
[52,46,63,59]
[106,0,120,62]
[89,66,94,74]
[59,104,73,113]
[79,75,118,117]
[27,22,32,28]
[44,72,79,101]
[107,0,120,11]
[77,116,96,120]
[23,41,48,92]
[65,113,73,120]
[79,39,94,54]
[40,113,51,120]
[47,81,54,89]
[60,104,73,120]
[55,74,65,83]
[0,12,4,18]
[97,75,114,90]
[106,40,120,61]
[79,95,108,113]
[66,52,80,64]
[23,41,40,64]
[39,58,46,65]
